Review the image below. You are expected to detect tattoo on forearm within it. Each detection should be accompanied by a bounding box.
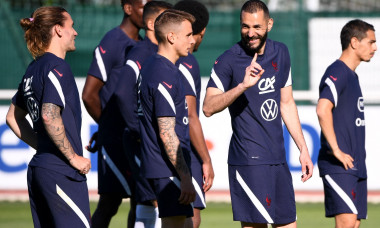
[158,117,189,176]
[42,103,75,162]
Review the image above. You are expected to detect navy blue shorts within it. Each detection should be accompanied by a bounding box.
[150,177,193,218]
[191,160,206,209]
[27,166,91,228]
[322,174,367,219]
[97,141,135,198]
[228,164,296,225]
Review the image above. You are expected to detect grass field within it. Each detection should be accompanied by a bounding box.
[0,201,379,227]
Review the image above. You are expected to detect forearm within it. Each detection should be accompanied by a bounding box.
[6,104,37,150]
[42,103,77,163]
[317,106,339,151]
[203,83,247,117]
[281,99,308,152]
[158,117,191,179]
[189,115,211,164]
[82,95,101,123]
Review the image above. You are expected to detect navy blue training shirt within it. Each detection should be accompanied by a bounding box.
[12,52,85,181]
[318,60,367,178]
[206,39,292,166]
[139,54,191,178]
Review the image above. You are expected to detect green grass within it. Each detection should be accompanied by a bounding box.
[0,201,379,227]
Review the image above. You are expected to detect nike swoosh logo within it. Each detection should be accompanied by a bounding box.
[183,62,192,69]
[54,69,63,77]
[330,75,337,81]
[163,81,172,89]
[99,46,106,54]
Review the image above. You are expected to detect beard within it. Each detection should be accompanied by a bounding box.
[241,30,268,55]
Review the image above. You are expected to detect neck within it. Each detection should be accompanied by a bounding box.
[120,15,140,41]
[339,50,360,71]
[46,42,66,59]
[157,44,179,64]
[145,30,158,45]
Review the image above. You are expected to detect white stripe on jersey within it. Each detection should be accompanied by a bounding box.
[211,68,225,92]
[101,146,131,195]
[325,77,338,107]
[179,64,196,96]
[126,60,140,82]
[284,67,293,87]
[169,176,181,189]
[192,176,206,208]
[48,71,65,108]
[135,155,141,167]
[95,47,107,82]
[325,175,358,214]
[158,83,176,114]
[56,184,90,228]
[236,170,274,224]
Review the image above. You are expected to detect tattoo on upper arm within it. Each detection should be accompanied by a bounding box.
[157,117,189,176]
[42,103,75,161]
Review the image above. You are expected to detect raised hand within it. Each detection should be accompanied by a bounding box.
[242,53,265,89]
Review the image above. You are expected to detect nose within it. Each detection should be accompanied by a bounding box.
[190,34,195,45]
[248,28,256,38]
[74,29,78,36]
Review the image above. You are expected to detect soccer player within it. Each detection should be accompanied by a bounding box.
[138,9,196,228]
[114,1,173,227]
[6,6,91,228]
[82,0,148,227]
[174,1,214,227]
[316,19,376,228]
[202,1,313,227]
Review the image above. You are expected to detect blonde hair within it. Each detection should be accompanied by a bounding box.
[20,6,67,58]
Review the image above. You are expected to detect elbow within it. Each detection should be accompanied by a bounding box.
[202,106,213,117]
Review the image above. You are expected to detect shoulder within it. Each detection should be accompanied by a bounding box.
[267,39,289,55]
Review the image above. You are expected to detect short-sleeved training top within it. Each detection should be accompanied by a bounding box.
[115,36,158,137]
[176,54,202,163]
[139,54,191,178]
[206,39,292,166]
[12,52,84,181]
[87,27,137,109]
[318,60,367,178]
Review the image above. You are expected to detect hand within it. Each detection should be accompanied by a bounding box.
[70,154,92,175]
[332,147,354,170]
[178,175,196,205]
[202,161,214,192]
[242,53,264,89]
[299,149,313,182]
[85,131,99,153]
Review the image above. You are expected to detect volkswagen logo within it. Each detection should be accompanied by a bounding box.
[260,99,278,121]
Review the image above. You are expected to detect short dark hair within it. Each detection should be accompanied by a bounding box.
[240,0,270,21]
[174,0,209,35]
[143,1,173,29]
[155,9,195,43]
[341,19,375,51]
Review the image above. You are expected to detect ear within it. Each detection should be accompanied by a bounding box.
[351,37,359,49]
[54,24,63,38]
[147,18,154,31]
[267,18,274,32]
[167,32,175,45]
[123,4,132,16]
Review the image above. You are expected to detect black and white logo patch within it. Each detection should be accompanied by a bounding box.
[26,97,39,122]
[260,99,278,121]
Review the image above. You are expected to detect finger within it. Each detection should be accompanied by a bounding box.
[251,52,258,65]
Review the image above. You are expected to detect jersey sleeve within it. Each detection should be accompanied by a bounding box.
[11,81,27,111]
[319,67,347,107]
[115,64,140,136]
[281,44,292,88]
[153,75,179,118]
[42,64,71,108]
[178,62,197,97]
[206,53,233,92]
